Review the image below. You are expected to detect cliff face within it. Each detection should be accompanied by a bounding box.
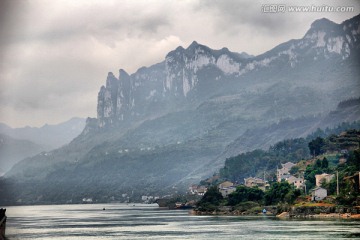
[95,62,166,128]
[97,71,132,126]
[94,14,360,129]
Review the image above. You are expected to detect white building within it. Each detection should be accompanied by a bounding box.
[219,186,236,198]
[311,187,327,201]
[244,177,269,191]
[315,173,335,187]
[285,176,305,189]
[277,162,296,182]
[189,185,207,196]
[218,181,236,198]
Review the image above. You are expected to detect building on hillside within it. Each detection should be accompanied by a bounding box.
[218,181,234,189]
[218,181,236,198]
[315,173,335,187]
[277,162,296,182]
[218,186,236,198]
[285,175,305,189]
[82,198,93,203]
[311,187,327,201]
[188,185,208,196]
[244,177,269,191]
[141,196,155,203]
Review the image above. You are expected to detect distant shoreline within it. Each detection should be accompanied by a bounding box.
[192,205,360,219]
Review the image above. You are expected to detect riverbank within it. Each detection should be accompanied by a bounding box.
[277,211,360,219]
[192,204,360,219]
[191,206,277,216]
[277,205,360,219]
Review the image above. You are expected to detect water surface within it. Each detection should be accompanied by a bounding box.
[5,204,360,239]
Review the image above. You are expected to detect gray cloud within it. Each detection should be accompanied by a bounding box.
[0,0,359,127]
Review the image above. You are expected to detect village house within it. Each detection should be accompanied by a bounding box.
[277,162,296,182]
[141,196,155,203]
[82,198,93,203]
[311,187,327,201]
[189,185,207,196]
[218,181,236,198]
[244,177,269,191]
[276,162,305,189]
[285,175,305,189]
[315,173,335,187]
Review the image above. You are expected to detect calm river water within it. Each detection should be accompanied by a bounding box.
[4,203,360,239]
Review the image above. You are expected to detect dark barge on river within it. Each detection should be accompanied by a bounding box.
[0,208,6,240]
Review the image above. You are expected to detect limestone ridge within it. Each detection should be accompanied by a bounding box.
[93,14,360,129]
[97,71,133,127]
[164,41,248,97]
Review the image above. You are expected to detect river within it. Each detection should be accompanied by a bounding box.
[4,203,360,239]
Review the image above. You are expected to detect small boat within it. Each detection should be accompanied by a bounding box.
[0,208,6,240]
[175,202,194,210]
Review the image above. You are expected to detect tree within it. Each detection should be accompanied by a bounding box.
[289,166,299,175]
[227,186,264,206]
[321,157,329,169]
[264,181,300,205]
[308,137,326,156]
[197,186,223,211]
[347,149,360,173]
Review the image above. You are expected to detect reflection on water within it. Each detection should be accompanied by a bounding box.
[4,204,360,239]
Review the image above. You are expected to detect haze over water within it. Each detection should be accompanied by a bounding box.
[5,204,360,239]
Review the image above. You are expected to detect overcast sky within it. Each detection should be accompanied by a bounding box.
[0,0,359,128]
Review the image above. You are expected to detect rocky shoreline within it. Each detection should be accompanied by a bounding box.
[192,205,360,219]
[277,205,360,219]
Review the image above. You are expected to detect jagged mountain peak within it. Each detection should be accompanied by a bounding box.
[341,13,360,26]
[119,69,130,79]
[310,18,337,30]
[107,71,116,78]
[105,72,118,88]
[188,40,199,49]
[95,15,360,128]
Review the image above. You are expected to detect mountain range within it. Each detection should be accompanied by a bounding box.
[0,118,86,175]
[2,14,360,204]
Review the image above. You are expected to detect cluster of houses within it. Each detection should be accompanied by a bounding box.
[277,161,335,201]
[277,162,304,189]
[189,161,336,201]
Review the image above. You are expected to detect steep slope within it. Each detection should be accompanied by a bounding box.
[220,98,360,161]
[2,15,360,204]
[0,134,45,176]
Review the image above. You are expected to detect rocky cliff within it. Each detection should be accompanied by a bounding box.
[94,14,360,129]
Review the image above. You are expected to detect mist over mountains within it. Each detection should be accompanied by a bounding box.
[0,117,86,150]
[2,14,360,204]
[0,118,86,175]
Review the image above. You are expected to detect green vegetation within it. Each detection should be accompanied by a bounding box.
[264,182,301,205]
[335,149,360,205]
[308,137,326,156]
[197,128,360,213]
[196,186,224,211]
[227,186,264,206]
[196,183,300,212]
[304,158,331,190]
[220,138,309,182]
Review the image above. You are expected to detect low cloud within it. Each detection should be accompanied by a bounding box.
[0,0,358,127]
